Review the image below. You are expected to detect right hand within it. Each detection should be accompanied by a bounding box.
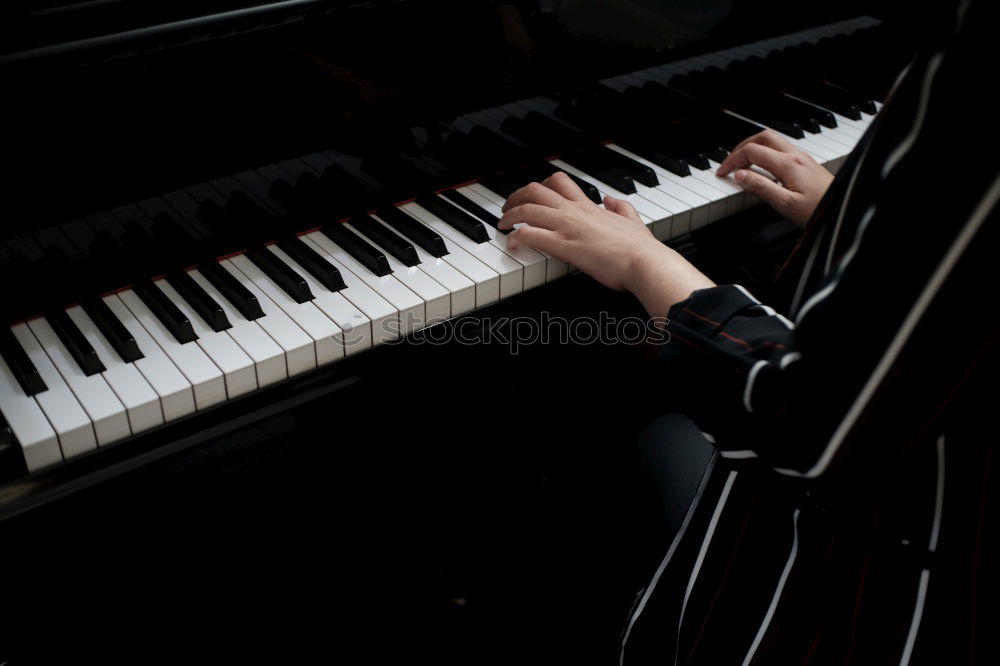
[716,130,834,227]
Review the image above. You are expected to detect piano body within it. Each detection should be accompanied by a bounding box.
[0,1,917,662]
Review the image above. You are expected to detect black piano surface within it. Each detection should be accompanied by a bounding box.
[0,1,925,663]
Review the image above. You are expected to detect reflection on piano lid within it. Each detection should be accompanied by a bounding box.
[0,2,918,515]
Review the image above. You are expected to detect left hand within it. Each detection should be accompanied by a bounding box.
[499,172,714,317]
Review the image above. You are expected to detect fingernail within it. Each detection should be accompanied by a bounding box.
[733,169,747,183]
[512,222,527,230]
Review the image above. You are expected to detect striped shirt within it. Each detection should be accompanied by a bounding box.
[621,2,999,664]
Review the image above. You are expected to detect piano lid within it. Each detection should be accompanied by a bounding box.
[0,0,914,236]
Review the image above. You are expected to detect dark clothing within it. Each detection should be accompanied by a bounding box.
[622,3,1000,664]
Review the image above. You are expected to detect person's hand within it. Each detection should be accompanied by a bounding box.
[499,172,714,317]
[716,130,834,227]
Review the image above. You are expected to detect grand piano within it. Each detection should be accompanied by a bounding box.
[0,1,917,662]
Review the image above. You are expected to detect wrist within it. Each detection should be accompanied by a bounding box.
[625,245,715,319]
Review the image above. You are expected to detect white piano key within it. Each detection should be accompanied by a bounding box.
[117,289,227,410]
[457,185,570,279]
[686,160,746,215]
[0,355,62,471]
[433,194,548,289]
[367,214,478,314]
[154,279,257,399]
[548,158,673,224]
[66,305,163,433]
[301,231,425,336]
[103,295,196,421]
[214,261,317,375]
[288,236,399,345]
[11,323,96,458]
[400,202,525,299]
[227,254,344,365]
[186,269,289,382]
[26,317,130,446]
[266,244,376,351]
[341,222,451,322]
[604,145,712,233]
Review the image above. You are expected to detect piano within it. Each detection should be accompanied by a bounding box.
[0,1,917,662]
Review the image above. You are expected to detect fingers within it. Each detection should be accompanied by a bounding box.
[505,224,562,255]
[716,143,791,181]
[498,203,566,231]
[603,195,642,223]
[732,169,796,212]
[502,180,567,213]
[726,129,798,161]
[540,171,590,202]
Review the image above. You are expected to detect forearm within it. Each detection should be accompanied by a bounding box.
[624,244,715,319]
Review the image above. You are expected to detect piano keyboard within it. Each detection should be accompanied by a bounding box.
[0,15,889,476]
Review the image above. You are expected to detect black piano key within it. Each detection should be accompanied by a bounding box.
[616,136,691,177]
[556,151,639,193]
[588,146,659,187]
[531,163,604,204]
[245,248,314,303]
[81,298,143,363]
[0,326,46,395]
[133,280,198,344]
[45,309,105,376]
[439,190,501,229]
[350,217,420,267]
[166,271,232,332]
[275,237,347,292]
[415,196,489,243]
[198,262,264,321]
[375,207,449,258]
[321,222,392,277]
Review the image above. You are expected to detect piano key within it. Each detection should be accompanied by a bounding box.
[293,236,400,345]
[0,354,62,471]
[186,269,289,383]
[548,159,673,225]
[375,206,449,258]
[266,245,374,354]
[133,279,198,344]
[365,214,477,316]
[452,185,571,274]
[65,305,164,433]
[102,295,196,421]
[11,323,96,458]
[348,216,420,267]
[411,196,490,243]
[275,237,347,292]
[320,223,392,277]
[433,194,547,288]
[559,151,637,194]
[227,255,344,365]
[342,221,451,322]
[400,202,524,299]
[154,279,257,399]
[365,211,500,309]
[117,288,227,410]
[245,247,315,304]
[212,262,317,375]
[198,261,265,321]
[0,325,47,395]
[302,231,426,336]
[45,309,105,376]
[26,317,130,446]
[165,270,232,332]
[81,298,143,363]
[604,144,714,231]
